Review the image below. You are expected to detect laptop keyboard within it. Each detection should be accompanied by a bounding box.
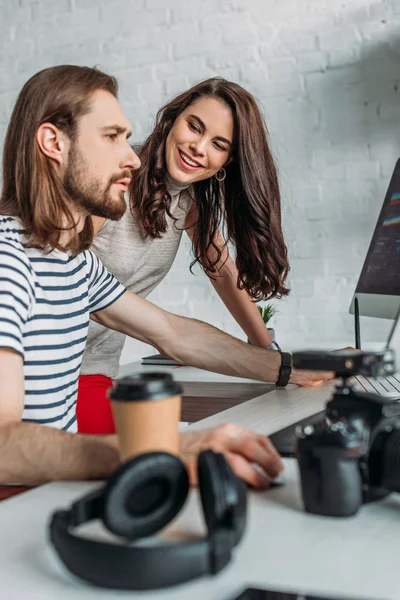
[350,372,400,397]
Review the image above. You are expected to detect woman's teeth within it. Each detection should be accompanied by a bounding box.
[179,150,201,168]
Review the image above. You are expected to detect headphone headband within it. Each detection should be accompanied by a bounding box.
[49,451,246,590]
[50,510,233,590]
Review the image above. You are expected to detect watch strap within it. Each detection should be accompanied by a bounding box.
[276,351,292,387]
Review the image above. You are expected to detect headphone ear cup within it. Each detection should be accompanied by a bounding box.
[198,450,229,533]
[102,452,189,540]
[230,473,247,546]
[198,450,247,546]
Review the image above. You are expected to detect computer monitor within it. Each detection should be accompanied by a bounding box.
[387,304,400,370]
[349,159,400,319]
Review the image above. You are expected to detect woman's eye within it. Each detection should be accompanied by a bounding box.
[188,121,200,133]
[213,142,227,151]
[106,133,117,141]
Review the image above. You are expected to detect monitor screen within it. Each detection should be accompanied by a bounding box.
[355,162,400,297]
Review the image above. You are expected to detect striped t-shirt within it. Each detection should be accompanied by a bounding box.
[0,216,126,432]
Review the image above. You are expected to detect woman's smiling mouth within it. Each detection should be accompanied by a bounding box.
[177,149,204,170]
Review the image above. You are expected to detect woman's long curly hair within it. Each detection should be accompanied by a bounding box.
[131,77,289,300]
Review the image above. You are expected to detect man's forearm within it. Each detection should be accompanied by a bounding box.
[0,422,120,485]
[164,315,281,383]
[93,291,279,384]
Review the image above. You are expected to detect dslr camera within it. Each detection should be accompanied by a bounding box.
[293,348,400,517]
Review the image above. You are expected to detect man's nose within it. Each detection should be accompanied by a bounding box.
[124,146,141,171]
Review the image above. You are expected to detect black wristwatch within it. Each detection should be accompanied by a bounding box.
[276,351,292,387]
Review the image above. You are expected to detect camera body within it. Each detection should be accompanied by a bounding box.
[294,349,400,517]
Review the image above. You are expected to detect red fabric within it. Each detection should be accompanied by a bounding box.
[76,375,116,434]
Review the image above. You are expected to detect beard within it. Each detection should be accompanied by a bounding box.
[63,143,129,221]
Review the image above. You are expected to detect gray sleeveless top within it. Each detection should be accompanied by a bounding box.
[81,179,192,377]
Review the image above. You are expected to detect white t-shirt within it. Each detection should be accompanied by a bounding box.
[0,216,126,432]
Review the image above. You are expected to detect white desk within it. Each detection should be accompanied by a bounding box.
[1,367,399,600]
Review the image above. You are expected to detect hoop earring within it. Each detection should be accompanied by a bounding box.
[215,168,226,182]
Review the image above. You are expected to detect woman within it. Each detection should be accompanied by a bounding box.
[77,77,289,434]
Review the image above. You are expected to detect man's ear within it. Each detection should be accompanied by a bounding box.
[36,123,69,168]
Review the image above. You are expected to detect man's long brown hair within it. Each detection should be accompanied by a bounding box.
[0,65,118,253]
[131,78,289,300]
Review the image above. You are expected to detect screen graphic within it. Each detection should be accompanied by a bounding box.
[355,169,400,297]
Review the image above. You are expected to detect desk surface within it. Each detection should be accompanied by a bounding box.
[1,461,399,600]
[1,365,399,600]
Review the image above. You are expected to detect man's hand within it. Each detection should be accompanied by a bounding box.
[179,423,284,489]
[290,368,334,387]
[289,347,358,387]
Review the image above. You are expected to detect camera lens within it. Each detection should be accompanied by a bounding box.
[369,430,400,493]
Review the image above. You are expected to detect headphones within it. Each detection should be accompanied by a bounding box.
[49,449,247,590]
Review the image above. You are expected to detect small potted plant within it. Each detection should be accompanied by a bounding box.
[257,302,278,342]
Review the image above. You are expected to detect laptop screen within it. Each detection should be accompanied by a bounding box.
[355,161,400,297]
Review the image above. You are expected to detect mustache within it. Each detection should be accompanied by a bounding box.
[109,169,133,185]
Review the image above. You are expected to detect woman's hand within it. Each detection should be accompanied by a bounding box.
[179,423,284,489]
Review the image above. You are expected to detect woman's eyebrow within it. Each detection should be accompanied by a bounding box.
[187,114,232,147]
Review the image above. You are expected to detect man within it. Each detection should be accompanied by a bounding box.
[0,66,330,489]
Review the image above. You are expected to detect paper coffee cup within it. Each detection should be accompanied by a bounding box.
[108,372,183,462]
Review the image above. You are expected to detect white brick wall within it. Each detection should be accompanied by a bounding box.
[0,0,398,365]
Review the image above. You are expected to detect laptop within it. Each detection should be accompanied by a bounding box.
[349,304,400,398]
